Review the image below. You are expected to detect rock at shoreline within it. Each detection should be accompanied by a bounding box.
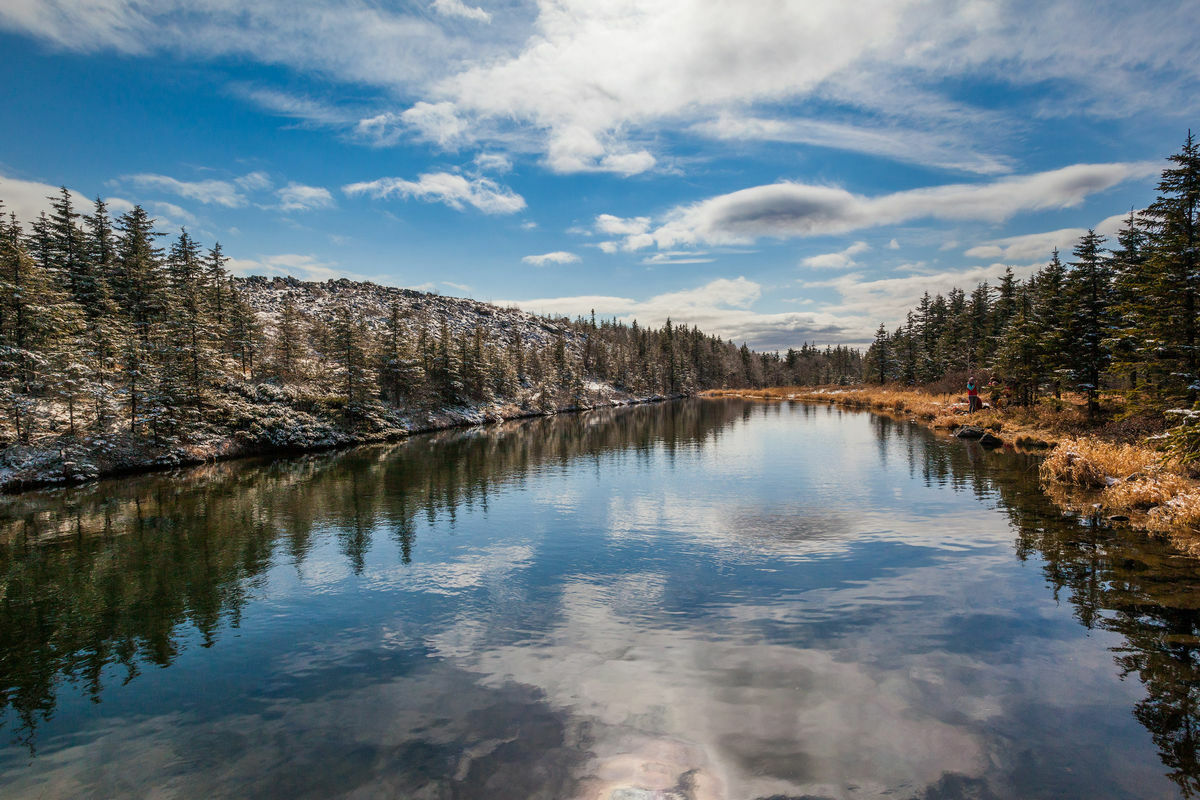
[955,425,985,439]
[978,431,1004,448]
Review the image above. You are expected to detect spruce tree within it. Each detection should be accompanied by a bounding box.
[330,302,373,427]
[1065,230,1113,417]
[271,296,305,383]
[114,205,167,435]
[1141,131,1200,402]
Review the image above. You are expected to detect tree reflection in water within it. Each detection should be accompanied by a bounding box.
[0,400,739,752]
[2,399,1200,795]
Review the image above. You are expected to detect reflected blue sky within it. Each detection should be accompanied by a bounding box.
[0,400,1190,798]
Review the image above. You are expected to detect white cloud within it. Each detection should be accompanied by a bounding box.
[594,213,651,236]
[800,240,870,269]
[233,85,356,126]
[226,253,367,282]
[343,172,525,214]
[963,210,1135,262]
[150,201,199,228]
[641,251,714,265]
[0,172,99,223]
[431,0,491,23]
[500,276,857,349]
[473,152,512,173]
[522,250,580,266]
[126,173,248,207]
[275,182,335,212]
[0,0,464,91]
[887,238,900,250]
[693,112,1012,175]
[803,260,1047,338]
[235,171,273,191]
[396,101,474,149]
[630,161,1156,250]
[3,1,1197,176]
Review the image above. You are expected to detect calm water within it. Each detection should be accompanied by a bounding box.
[3,399,1200,799]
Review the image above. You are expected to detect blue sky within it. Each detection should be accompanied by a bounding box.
[1,0,1196,348]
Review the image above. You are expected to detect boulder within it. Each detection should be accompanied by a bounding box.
[978,431,1003,448]
[955,425,985,439]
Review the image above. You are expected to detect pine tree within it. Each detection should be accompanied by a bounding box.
[1109,210,1154,395]
[1033,250,1070,398]
[164,229,218,414]
[1141,131,1200,402]
[225,279,260,380]
[80,198,120,429]
[868,323,891,384]
[206,243,230,330]
[996,276,1043,405]
[376,300,424,403]
[1064,230,1112,417]
[114,205,167,435]
[330,302,373,427]
[270,296,305,383]
[0,211,83,442]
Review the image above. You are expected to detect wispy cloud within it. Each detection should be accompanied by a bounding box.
[275,182,335,212]
[693,113,1012,175]
[232,85,357,126]
[0,171,115,223]
[343,172,526,214]
[625,161,1156,250]
[226,253,367,282]
[962,211,1133,262]
[4,1,1197,176]
[522,251,580,266]
[500,276,857,350]
[801,241,870,269]
[432,0,491,24]
[125,173,252,207]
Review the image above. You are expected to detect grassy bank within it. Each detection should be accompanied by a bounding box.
[705,386,1200,537]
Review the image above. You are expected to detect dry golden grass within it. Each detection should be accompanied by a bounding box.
[1038,437,1161,488]
[707,385,1200,537]
[705,386,1061,444]
[1104,473,1193,509]
[1148,491,1200,533]
[1037,436,1200,527]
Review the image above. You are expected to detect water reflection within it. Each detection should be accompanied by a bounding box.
[1,399,1199,798]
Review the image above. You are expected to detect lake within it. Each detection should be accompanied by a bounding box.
[2,398,1199,799]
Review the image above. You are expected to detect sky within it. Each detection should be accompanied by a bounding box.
[1,0,1197,349]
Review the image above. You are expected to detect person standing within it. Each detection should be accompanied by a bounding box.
[967,376,982,412]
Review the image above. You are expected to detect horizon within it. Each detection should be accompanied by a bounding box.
[2,1,1195,350]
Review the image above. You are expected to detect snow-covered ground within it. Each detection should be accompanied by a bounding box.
[1,278,675,493]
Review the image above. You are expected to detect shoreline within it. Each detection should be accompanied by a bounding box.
[704,387,1200,542]
[0,392,681,496]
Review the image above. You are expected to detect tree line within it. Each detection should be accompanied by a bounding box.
[864,133,1200,420]
[0,190,861,451]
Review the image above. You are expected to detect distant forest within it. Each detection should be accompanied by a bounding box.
[864,133,1200,417]
[0,192,860,449]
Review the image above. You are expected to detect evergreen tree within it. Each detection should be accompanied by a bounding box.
[1033,249,1070,398]
[1141,131,1200,402]
[114,206,166,435]
[1109,210,1154,395]
[1064,229,1112,417]
[330,302,373,426]
[164,228,218,414]
[271,296,305,383]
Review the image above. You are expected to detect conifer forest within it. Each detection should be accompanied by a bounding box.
[863,134,1200,421]
[0,190,861,487]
